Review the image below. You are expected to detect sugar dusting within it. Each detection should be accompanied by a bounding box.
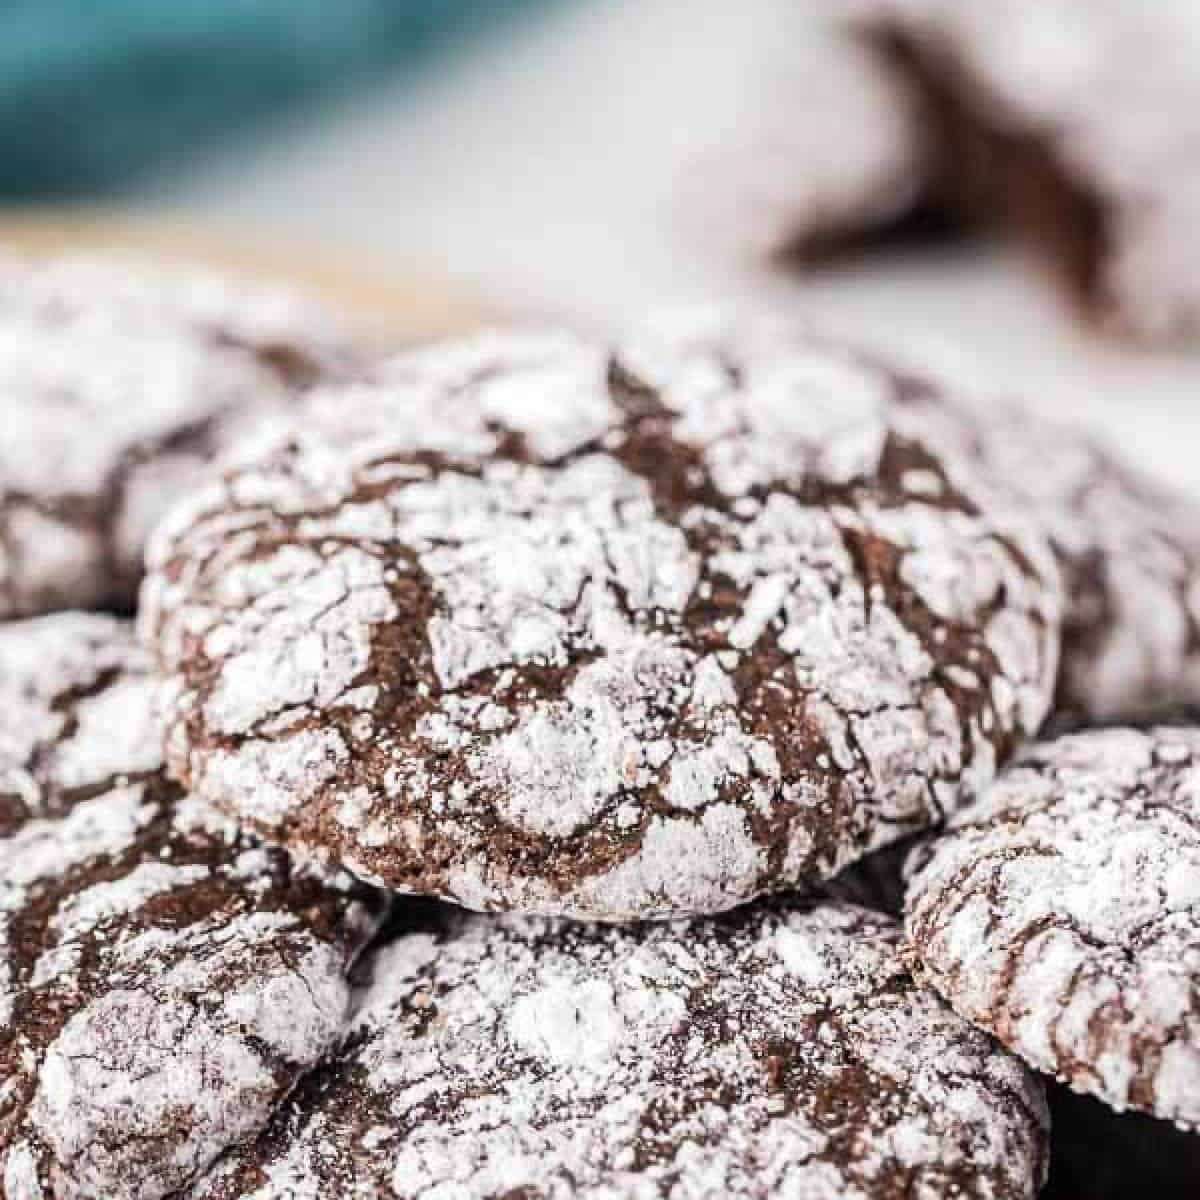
[0,254,350,617]
[906,726,1200,1129]
[190,900,1048,1200]
[903,391,1200,722]
[856,0,1200,342]
[0,614,383,1200]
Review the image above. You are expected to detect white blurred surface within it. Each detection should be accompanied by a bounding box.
[137,0,1200,496]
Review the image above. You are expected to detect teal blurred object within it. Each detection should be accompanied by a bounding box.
[0,0,558,197]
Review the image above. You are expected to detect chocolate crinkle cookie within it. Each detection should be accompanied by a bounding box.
[140,313,1061,919]
[854,0,1200,344]
[0,254,356,620]
[890,382,1200,724]
[190,898,1049,1200]
[683,0,925,264]
[905,726,1200,1131]
[0,613,386,1200]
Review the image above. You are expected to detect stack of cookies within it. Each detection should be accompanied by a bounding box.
[0,272,1196,1198]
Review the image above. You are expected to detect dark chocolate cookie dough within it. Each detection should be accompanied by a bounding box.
[0,255,354,618]
[191,899,1049,1199]
[0,613,385,1200]
[905,727,1200,1130]
[141,315,1061,919]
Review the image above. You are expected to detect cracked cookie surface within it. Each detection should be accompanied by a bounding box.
[0,254,354,619]
[191,898,1048,1200]
[888,384,1200,724]
[905,726,1200,1129]
[141,314,1061,919]
[0,613,385,1200]
[974,413,1200,725]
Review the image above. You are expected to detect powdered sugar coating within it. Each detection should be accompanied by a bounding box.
[891,385,1200,722]
[974,412,1200,722]
[857,0,1200,343]
[0,614,385,1200]
[191,899,1048,1200]
[0,254,354,618]
[905,727,1200,1129]
[141,316,1061,919]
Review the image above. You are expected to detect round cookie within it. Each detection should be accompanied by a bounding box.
[905,727,1200,1129]
[0,254,355,618]
[140,316,1061,919]
[0,254,354,378]
[0,613,385,1200]
[895,388,1200,723]
[190,899,1049,1200]
[976,414,1200,725]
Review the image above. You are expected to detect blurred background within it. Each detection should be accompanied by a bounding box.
[2,0,1197,491]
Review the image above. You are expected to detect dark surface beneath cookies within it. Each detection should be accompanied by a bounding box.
[1131,706,1200,731]
[863,28,1111,326]
[824,836,916,919]
[1042,1081,1199,1199]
